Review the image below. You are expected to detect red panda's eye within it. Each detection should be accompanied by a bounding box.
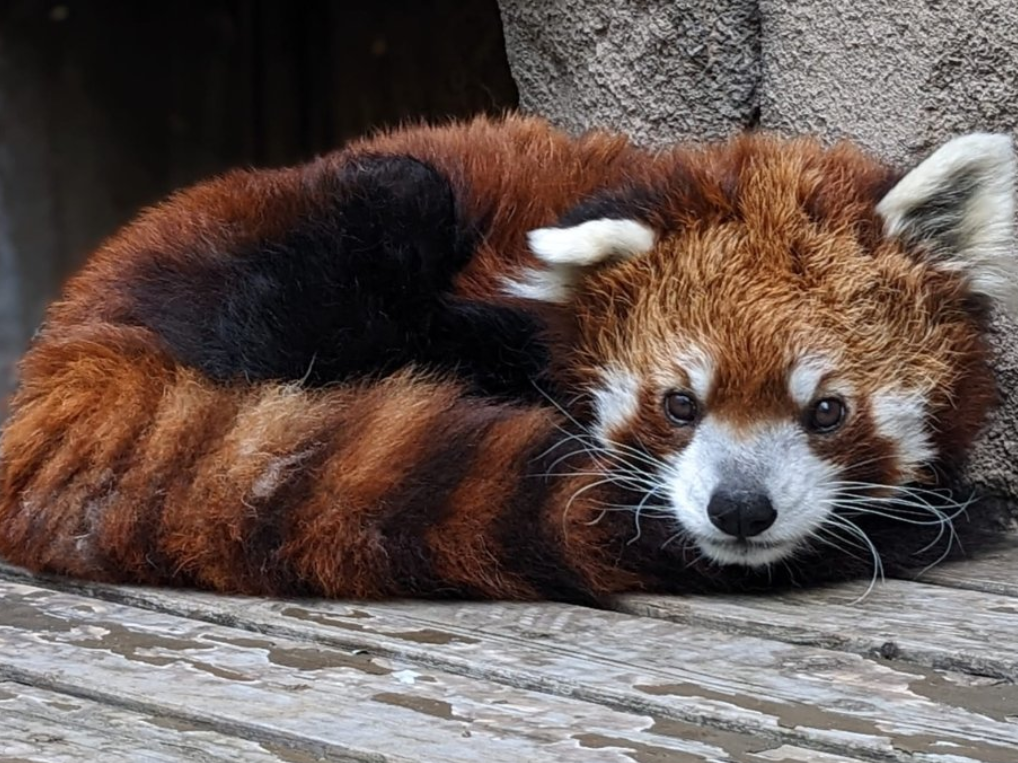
[807,397,846,432]
[664,392,699,426]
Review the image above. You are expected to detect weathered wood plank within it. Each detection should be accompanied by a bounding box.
[0,681,313,762]
[616,578,1018,681]
[909,538,1018,598]
[2,570,1015,762]
[0,581,825,763]
[0,685,872,763]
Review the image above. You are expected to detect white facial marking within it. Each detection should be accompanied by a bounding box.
[664,418,840,567]
[676,347,715,402]
[787,354,834,408]
[870,388,935,480]
[877,133,1018,315]
[590,365,642,446]
[503,218,656,304]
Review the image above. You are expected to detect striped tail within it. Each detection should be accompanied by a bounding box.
[0,323,645,601]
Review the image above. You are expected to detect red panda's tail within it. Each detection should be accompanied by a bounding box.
[0,323,641,601]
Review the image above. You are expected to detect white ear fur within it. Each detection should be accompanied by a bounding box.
[876,133,1018,314]
[503,218,656,304]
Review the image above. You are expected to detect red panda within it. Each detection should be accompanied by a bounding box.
[0,115,1014,602]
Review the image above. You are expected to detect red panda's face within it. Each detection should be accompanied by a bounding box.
[570,222,996,567]
[512,133,1016,569]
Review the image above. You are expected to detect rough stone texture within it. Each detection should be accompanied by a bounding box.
[498,0,760,146]
[975,331,1018,502]
[760,0,1018,165]
[499,0,1018,506]
[759,0,1018,505]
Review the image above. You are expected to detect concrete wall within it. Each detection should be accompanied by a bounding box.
[499,0,759,146]
[498,0,1018,503]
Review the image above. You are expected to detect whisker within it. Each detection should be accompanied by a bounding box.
[625,488,668,546]
[661,530,688,551]
[831,504,960,527]
[683,545,705,569]
[532,383,670,471]
[829,480,971,501]
[819,511,885,602]
[832,494,959,516]
[813,524,872,555]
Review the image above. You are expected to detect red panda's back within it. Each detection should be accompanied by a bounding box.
[342,114,649,299]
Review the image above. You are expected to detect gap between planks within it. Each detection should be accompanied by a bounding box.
[613,540,1018,682]
[0,681,323,763]
[1,569,1016,762]
[0,579,885,763]
[905,536,1018,598]
[4,550,1018,680]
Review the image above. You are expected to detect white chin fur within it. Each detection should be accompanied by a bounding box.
[698,539,800,568]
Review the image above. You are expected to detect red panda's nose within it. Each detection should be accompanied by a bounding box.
[707,489,777,539]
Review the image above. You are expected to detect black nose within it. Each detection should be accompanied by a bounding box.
[707,490,777,539]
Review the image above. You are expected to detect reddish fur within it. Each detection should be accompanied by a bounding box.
[565,135,996,486]
[1,321,632,598]
[0,116,1000,599]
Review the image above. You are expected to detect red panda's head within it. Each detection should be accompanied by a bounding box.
[509,133,1016,569]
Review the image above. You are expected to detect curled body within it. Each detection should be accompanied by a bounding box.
[0,115,1015,601]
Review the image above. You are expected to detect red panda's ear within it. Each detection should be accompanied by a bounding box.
[876,133,1018,316]
[503,219,656,304]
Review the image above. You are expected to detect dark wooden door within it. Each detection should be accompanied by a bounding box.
[0,0,517,418]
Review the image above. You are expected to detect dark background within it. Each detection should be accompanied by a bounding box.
[0,0,518,417]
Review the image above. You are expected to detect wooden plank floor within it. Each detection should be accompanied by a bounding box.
[1,539,1016,763]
